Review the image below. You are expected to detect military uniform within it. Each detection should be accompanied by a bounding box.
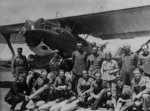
[110,84,133,111]
[11,55,28,79]
[54,76,72,98]
[5,81,30,110]
[49,55,64,71]
[89,80,110,110]
[138,53,150,71]
[77,77,93,104]
[32,77,49,101]
[86,54,102,77]
[120,53,139,86]
[131,76,150,111]
[72,50,87,91]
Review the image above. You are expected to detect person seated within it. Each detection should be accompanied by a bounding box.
[32,69,49,101]
[26,69,40,90]
[53,69,72,99]
[77,70,93,107]
[107,77,133,111]
[5,71,30,111]
[49,50,66,72]
[131,68,150,111]
[87,72,111,110]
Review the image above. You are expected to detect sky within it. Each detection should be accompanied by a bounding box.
[1,0,150,60]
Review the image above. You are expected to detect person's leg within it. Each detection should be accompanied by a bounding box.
[71,73,77,92]
[91,89,107,110]
[141,94,150,111]
[10,96,22,110]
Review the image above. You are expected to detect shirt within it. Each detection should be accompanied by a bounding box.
[101,59,119,81]
[131,76,150,94]
[72,50,87,75]
[53,76,72,90]
[11,55,28,74]
[77,77,93,95]
[112,85,132,99]
[87,54,102,76]
[121,53,138,69]
[138,53,150,69]
[90,80,107,94]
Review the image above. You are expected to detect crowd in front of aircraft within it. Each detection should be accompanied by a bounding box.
[5,41,150,111]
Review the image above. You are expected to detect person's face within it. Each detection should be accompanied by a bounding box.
[54,52,58,57]
[123,46,130,54]
[28,71,34,76]
[98,47,103,51]
[95,73,101,82]
[17,49,22,55]
[18,75,26,83]
[59,70,65,79]
[92,47,98,55]
[134,69,142,80]
[77,44,83,50]
[41,71,48,81]
[117,80,123,88]
[142,47,149,55]
[105,53,111,61]
[82,70,88,79]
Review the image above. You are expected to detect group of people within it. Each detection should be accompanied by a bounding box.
[5,42,150,111]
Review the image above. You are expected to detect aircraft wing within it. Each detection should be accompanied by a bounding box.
[50,5,150,39]
[1,5,150,42]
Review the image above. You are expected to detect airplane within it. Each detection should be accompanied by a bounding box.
[1,5,150,68]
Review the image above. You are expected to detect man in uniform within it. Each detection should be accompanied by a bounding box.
[53,69,72,99]
[87,46,103,78]
[120,43,139,86]
[88,72,111,110]
[72,42,87,91]
[49,49,65,72]
[5,71,30,111]
[32,70,49,101]
[138,45,150,71]
[77,70,93,106]
[11,47,28,80]
[131,68,150,111]
[108,77,133,111]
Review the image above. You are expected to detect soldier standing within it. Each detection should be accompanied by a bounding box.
[11,47,28,80]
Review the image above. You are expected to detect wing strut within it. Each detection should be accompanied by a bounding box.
[1,33,15,57]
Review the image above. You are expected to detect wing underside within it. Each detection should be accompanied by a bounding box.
[1,5,150,42]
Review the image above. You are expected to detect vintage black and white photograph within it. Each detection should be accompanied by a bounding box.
[1,0,150,111]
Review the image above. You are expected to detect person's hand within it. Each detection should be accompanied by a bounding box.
[118,98,125,102]
[136,93,142,99]
[25,95,29,101]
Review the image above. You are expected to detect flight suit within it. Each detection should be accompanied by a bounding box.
[11,55,28,79]
[120,53,139,86]
[131,76,150,111]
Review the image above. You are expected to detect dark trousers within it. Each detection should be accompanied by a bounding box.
[72,73,82,93]
[121,67,135,86]
[10,96,28,110]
